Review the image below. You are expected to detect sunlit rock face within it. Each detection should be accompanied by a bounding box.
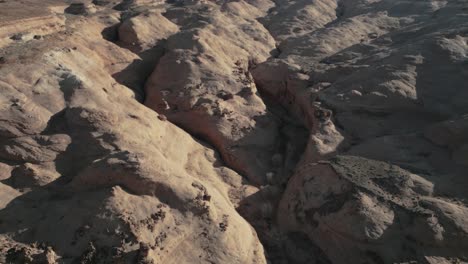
[0,0,467,263]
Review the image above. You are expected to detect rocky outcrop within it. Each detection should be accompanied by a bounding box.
[0,15,65,48]
[252,0,468,263]
[0,5,266,263]
[1,0,467,263]
[279,156,468,263]
[64,3,96,15]
[143,0,281,185]
[118,11,178,50]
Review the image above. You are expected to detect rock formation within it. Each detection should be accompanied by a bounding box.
[0,0,467,263]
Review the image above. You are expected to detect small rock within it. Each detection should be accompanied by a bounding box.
[10,33,23,41]
[237,87,254,97]
[314,108,332,121]
[368,32,379,39]
[350,90,362,96]
[158,114,167,121]
[6,247,33,263]
[202,194,211,201]
[79,242,97,263]
[219,222,228,232]
[219,215,229,232]
[137,242,154,264]
[37,247,57,264]
[217,91,234,101]
[320,82,332,89]
[266,172,275,184]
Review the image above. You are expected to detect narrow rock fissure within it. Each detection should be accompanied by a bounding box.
[95,5,245,184]
[245,3,345,262]
[102,3,323,262]
[243,78,319,263]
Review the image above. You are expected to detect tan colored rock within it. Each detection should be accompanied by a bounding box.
[118,11,179,50]
[144,1,280,184]
[1,0,468,263]
[0,183,21,210]
[9,162,61,188]
[279,156,468,263]
[0,5,267,262]
[0,163,14,181]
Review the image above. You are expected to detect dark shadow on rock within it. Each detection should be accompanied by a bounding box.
[113,0,134,11]
[0,108,137,262]
[237,186,331,264]
[41,108,116,185]
[100,20,168,103]
[101,23,120,42]
[59,73,82,103]
[0,182,138,263]
[111,41,167,103]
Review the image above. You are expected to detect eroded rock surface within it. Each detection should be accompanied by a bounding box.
[0,0,467,263]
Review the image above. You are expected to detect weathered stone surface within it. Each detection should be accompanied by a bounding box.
[1,0,467,263]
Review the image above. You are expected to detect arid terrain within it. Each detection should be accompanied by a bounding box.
[0,0,467,263]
